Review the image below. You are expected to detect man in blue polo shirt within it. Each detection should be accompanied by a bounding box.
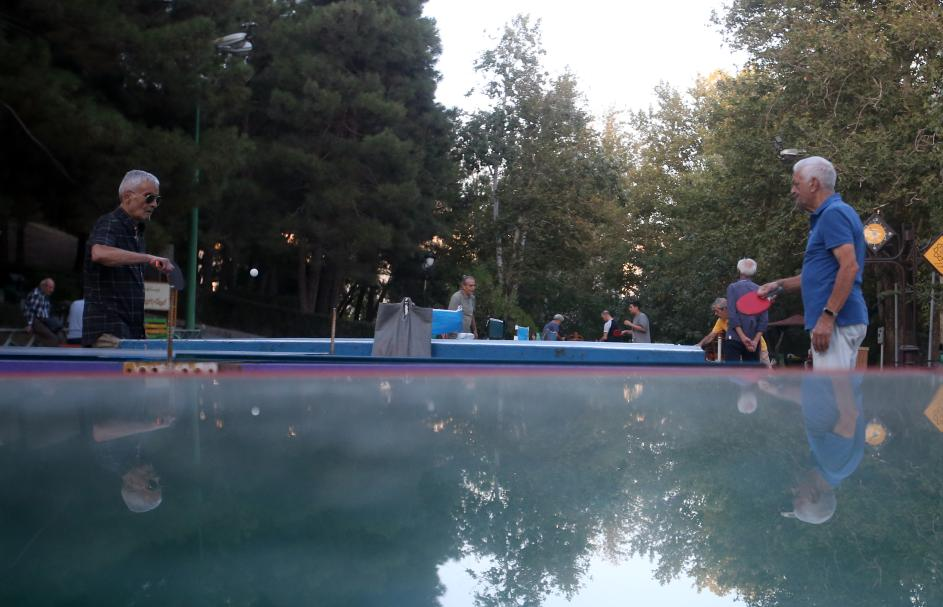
[759,156,868,369]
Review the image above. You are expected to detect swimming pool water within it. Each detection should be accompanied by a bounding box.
[1,368,940,606]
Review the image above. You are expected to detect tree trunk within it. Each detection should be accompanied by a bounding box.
[306,243,323,313]
[508,227,527,304]
[352,284,367,321]
[367,285,382,322]
[490,165,505,290]
[297,245,313,313]
[337,282,356,318]
[298,243,324,314]
[314,261,339,314]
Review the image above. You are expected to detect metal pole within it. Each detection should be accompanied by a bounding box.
[894,282,899,367]
[330,306,337,355]
[167,288,177,364]
[187,100,201,331]
[929,272,937,367]
[879,329,884,369]
[187,207,198,330]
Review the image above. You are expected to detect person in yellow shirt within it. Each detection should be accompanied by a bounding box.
[697,298,773,368]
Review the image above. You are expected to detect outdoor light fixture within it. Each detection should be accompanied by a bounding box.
[214,23,256,56]
[778,148,808,163]
[773,137,808,164]
[214,32,253,56]
[188,26,257,330]
[863,211,895,254]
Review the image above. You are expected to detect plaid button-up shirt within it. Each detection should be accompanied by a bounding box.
[82,207,147,345]
[21,287,50,326]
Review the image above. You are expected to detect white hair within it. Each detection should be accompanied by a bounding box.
[737,390,758,414]
[118,170,159,198]
[737,258,757,277]
[711,297,727,311]
[783,489,836,524]
[793,156,836,191]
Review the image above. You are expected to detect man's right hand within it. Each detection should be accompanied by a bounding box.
[757,282,780,298]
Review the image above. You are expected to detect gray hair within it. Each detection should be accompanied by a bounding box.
[793,156,836,191]
[118,170,159,198]
[737,258,757,277]
[782,489,836,525]
[122,486,162,513]
[711,297,727,311]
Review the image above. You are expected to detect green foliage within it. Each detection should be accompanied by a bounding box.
[448,16,631,336]
[621,0,943,344]
[0,0,453,327]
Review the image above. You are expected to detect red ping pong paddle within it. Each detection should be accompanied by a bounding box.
[152,259,185,291]
[736,286,783,315]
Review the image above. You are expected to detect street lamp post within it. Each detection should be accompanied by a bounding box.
[186,28,254,330]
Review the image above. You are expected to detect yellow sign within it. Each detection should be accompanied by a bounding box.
[924,386,943,433]
[923,233,943,276]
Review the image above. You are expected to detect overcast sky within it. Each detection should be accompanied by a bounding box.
[423,0,746,117]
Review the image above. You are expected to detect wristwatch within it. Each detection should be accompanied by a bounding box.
[822,307,836,318]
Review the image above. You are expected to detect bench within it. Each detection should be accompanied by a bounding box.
[0,327,36,347]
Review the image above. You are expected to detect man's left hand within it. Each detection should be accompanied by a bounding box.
[811,315,834,352]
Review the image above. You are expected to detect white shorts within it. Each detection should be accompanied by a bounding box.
[811,323,867,370]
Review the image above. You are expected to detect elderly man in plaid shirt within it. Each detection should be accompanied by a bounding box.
[22,277,63,345]
[83,170,175,347]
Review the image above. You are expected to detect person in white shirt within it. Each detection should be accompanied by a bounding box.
[600,310,616,341]
[67,299,85,345]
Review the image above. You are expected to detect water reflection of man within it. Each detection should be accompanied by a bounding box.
[761,374,865,524]
[93,417,172,513]
[0,402,172,513]
[120,463,162,513]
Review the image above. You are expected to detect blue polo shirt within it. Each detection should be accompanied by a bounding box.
[801,375,865,487]
[800,193,868,331]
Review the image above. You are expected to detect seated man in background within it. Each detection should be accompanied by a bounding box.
[21,277,63,345]
[699,297,773,368]
[697,297,729,360]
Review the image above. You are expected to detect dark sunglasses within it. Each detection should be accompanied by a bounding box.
[143,193,161,205]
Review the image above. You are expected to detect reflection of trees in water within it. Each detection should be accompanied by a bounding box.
[440,374,943,607]
[2,374,941,606]
[184,378,465,607]
[441,374,798,606]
